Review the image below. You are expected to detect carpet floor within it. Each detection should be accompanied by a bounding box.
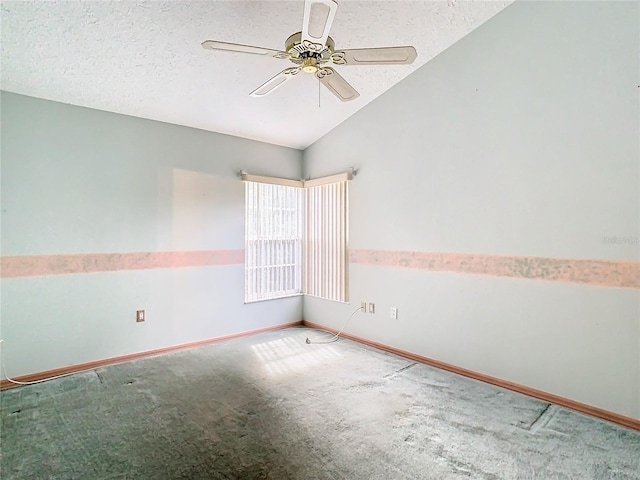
[1,326,639,479]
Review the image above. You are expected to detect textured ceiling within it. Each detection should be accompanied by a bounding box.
[1,1,512,149]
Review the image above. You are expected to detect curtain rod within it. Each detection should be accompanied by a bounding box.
[239,168,356,187]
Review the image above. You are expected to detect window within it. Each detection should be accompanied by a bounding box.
[244,173,350,304]
[245,181,304,303]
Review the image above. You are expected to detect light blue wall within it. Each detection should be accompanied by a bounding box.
[302,1,640,419]
[2,1,638,421]
[1,92,303,378]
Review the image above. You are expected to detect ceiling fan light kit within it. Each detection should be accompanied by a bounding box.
[201,0,417,102]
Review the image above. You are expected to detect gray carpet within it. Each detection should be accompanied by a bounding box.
[1,326,639,479]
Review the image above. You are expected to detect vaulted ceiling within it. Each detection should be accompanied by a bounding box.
[1,1,512,149]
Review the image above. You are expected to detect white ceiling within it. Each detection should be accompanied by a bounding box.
[1,1,512,149]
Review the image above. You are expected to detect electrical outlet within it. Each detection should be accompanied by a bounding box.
[391,307,398,320]
[360,302,367,312]
[368,303,375,314]
[136,310,145,323]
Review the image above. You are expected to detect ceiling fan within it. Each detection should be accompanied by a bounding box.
[201,0,417,102]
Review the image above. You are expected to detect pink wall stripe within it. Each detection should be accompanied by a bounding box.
[350,249,640,289]
[1,250,245,279]
[4,249,638,288]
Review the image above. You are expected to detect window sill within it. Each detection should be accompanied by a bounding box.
[244,293,303,304]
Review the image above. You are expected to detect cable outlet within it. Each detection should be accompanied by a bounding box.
[368,303,375,314]
[136,310,145,323]
[360,302,367,312]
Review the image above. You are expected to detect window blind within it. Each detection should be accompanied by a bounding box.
[304,180,349,302]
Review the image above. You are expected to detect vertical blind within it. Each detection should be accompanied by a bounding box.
[245,181,304,303]
[304,181,348,303]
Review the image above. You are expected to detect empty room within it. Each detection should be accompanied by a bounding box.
[1,1,639,478]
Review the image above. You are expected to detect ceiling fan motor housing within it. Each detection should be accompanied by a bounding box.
[285,32,336,73]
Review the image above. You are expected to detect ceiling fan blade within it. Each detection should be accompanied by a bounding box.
[250,68,301,97]
[335,46,417,65]
[301,0,338,48]
[318,67,359,102]
[201,40,285,57]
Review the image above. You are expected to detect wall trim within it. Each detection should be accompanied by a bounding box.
[350,249,640,289]
[0,321,302,390]
[1,249,245,279]
[302,320,640,431]
[5,318,637,431]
